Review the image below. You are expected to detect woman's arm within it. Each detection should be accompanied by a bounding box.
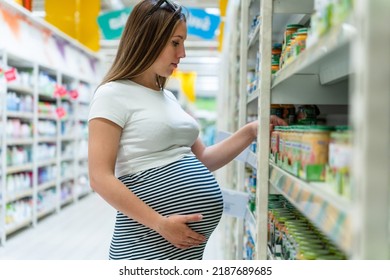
[192,116,287,172]
[88,118,205,248]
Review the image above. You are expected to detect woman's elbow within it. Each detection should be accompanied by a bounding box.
[88,173,100,191]
[88,169,106,192]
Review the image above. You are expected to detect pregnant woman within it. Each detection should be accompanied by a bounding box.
[88,0,286,260]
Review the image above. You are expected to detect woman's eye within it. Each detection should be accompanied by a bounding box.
[172,41,180,47]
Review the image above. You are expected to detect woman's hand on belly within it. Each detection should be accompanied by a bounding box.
[156,214,206,249]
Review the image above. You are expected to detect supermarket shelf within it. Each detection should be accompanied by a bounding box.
[5,218,32,235]
[77,116,88,122]
[220,0,388,261]
[60,196,74,207]
[271,74,349,105]
[37,137,57,143]
[61,155,75,162]
[6,163,33,174]
[267,245,282,260]
[7,84,34,95]
[58,116,72,122]
[60,136,75,142]
[38,113,57,120]
[247,88,259,105]
[247,89,259,115]
[0,1,99,246]
[6,189,33,203]
[269,162,352,255]
[244,207,257,240]
[37,207,56,219]
[6,111,34,120]
[267,246,275,260]
[78,156,88,162]
[273,0,314,14]
[270,21,356,105]
[37,158,56,168]
[77,170,89,177]
[38,93,56,102]
[77,189,92,199]
[61,175,75,183]
[60,96,71,102]
[246,150,257,169]
[6,138,34,146]
[5,51,34,67]
[78,99,91,105]
[272,21,356,88]
[38,180,56,192]
[248,20,261,49]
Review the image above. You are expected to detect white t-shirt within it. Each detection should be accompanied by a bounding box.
[88,80,199,177]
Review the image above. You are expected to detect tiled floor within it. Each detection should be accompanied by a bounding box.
[0,192,224,260]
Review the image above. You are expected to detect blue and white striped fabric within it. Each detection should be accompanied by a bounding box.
[109,156,224,260]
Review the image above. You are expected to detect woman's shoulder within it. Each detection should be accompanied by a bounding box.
[94,80,137,97]
[98,79,150,92]
[96,80,130,91]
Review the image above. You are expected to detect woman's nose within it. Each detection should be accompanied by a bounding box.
[179,46,186,58]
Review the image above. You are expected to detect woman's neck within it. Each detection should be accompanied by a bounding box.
[131,74,161,91]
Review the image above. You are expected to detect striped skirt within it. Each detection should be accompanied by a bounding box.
[109,156,224,260]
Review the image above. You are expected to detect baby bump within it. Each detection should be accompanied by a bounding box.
[119,156,224,237]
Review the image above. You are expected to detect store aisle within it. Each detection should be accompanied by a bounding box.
[0,193,224,260]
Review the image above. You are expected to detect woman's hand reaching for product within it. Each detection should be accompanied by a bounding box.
[156,214,206,249]
[247,115,288,139]
[270,115,288,131]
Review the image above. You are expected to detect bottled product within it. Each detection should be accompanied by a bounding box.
[288,126,302,168]
[284,24,304,46]
[277,126,287,163]
[271,104,283,119]
[271,62,279,74]
[296,104,319,125]
[284,42,292,67]
[270,127,281,158]
[327,126,352,198]
[293,28,308,58]
[281,104,296,124]
[272,43,282,73]
[300,125,334,181]
[286,33,297,65]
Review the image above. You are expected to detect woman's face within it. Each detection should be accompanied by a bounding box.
[152,21,187,78]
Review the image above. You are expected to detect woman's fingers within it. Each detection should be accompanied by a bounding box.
[160,214,207,249]
[181,214,206,242]
[270,115,288,126]
[184,213,203,223]
[177,236,202,249]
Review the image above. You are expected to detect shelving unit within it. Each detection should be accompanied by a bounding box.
[0,1,102,245]
[218,0,390,260]
[216,0,244,260]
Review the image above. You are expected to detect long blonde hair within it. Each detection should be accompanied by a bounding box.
[101,0,186,89]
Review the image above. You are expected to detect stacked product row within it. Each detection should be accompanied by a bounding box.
[268,194,346,260]
[244,193,347,260]
[272,0,354,73]
[270,125,351,199]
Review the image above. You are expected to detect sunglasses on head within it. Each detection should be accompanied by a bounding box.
[147,0,180,16]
